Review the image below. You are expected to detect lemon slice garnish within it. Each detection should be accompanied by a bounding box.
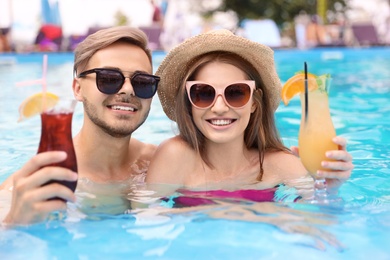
[18,92,59,122]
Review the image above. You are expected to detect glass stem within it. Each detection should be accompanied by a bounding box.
[313,178,329,202]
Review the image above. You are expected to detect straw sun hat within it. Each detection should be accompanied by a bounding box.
[156,29,282,121]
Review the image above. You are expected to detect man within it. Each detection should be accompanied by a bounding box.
[1,26,159,225]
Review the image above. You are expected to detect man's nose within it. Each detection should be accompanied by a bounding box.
[118,77,135,96]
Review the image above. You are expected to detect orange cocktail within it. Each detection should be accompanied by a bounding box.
[282,73,338,203]
[298,78,337,178]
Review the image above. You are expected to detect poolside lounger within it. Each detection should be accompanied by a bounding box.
[139,26,163,51]
[351,23,382,46]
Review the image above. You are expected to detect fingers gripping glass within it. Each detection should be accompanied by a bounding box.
[77,68,160,98]
[186,81,255,109]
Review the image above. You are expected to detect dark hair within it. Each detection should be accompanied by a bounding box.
[175,52,288,181]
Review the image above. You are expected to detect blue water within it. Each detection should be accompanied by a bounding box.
[0,48,390,259]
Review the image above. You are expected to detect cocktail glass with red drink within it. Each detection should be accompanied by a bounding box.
[37,98,78,197]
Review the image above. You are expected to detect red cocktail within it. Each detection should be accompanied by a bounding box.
[37,99,78,197]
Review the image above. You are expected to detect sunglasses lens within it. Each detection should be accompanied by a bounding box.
[189,84,216,108]
[96,70,124,94]
[225,83,251,107]
[131,74,158,99]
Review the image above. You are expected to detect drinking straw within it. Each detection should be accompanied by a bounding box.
[41,54,48,94]
[15,54,48,111]
[304,61,308,122]
[15,54,47,92]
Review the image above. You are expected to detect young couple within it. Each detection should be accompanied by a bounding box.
[1,26,353,226]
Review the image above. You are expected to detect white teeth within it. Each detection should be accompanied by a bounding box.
[210,119,232,126]
[111,105,135,112]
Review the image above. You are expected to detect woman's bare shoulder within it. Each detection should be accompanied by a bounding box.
[158,136,192,153]
[265,150,308,180]
[152,136,196,165]
[146,136,195,184]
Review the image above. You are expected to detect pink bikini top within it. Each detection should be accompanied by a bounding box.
[163,187,278,207]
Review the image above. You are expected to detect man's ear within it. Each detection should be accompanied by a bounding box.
[72,78,83,101]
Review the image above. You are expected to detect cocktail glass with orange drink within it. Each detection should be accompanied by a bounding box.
[282,72,337,204]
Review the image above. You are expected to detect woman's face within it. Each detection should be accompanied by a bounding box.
[190,61,256,145]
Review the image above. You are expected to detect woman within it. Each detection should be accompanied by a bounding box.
[146,29,353,201]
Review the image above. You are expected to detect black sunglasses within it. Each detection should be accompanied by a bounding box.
[77,68,160,99]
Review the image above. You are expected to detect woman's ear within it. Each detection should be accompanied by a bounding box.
[251,102,257,113]
[251,88,262,113]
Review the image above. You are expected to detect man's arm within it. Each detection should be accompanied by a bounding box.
[1,151,77,226]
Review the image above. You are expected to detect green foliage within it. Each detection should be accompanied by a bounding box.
[218,0,347,26]
[114,11,129,26]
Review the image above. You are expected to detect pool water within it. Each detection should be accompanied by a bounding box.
[0,48,390,259]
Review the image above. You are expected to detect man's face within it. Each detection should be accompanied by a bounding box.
[73,42,153,138]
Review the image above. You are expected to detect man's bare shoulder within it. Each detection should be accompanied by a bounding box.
[129,138,157,159]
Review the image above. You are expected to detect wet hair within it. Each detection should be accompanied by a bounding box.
[73,26,152,75]
[175,51,288,181]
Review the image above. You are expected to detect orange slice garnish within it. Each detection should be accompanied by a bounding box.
[281,73,317,105]
[18,92,59,122]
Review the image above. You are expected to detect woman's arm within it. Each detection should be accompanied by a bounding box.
[146,137,188,185]
[144,137,192,202]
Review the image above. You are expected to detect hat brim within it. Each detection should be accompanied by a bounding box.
[156,29,282,121]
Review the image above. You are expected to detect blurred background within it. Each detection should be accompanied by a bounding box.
[1,0,390,53]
